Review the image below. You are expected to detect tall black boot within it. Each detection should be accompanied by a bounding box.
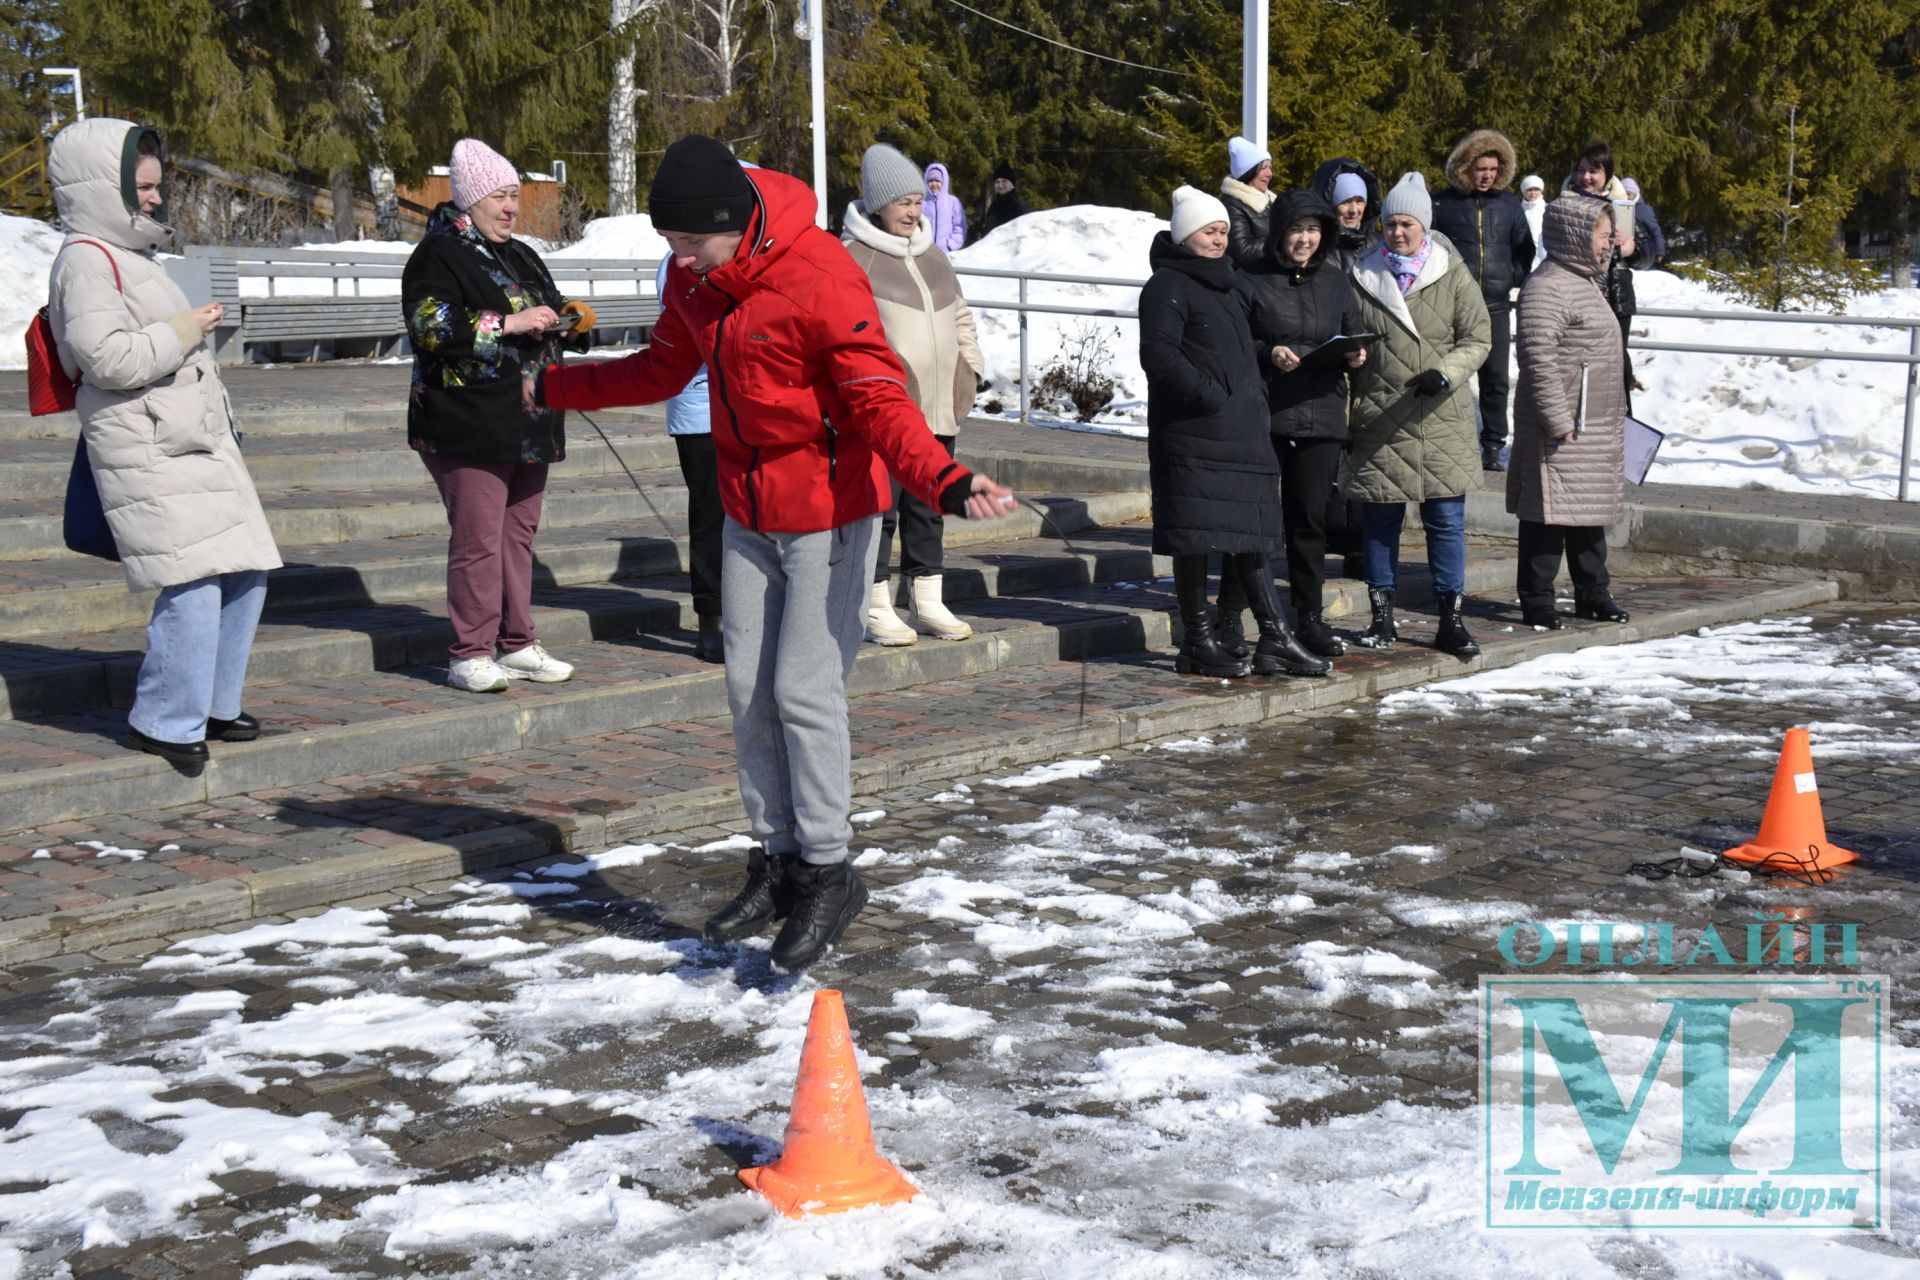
[1357,587,1397,649]
[1435,591,1482,658]
[1173,555,1250,677]
[769,859,870,972]
[1237,554,1330,677]
[1211,564,1251,658]
[702,847,795,943]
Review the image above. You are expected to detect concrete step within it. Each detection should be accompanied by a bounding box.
[0,404,666,444]
[0,491,1155,639]
[0,572,1842,961]
[0,425,679,500]
[0,468,702,562]
[0,549,1531,834]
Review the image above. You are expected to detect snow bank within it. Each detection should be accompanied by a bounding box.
[0,213,65,367]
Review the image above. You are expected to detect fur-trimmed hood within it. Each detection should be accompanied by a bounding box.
[1445,128,1518,194]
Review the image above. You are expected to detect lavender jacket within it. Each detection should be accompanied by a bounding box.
[924,163,968,254]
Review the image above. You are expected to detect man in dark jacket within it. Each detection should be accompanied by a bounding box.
[1431,128,1534,472]
[980,160,1033,239]
[535,136,1017,973]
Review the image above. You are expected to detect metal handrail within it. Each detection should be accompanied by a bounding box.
[948,263,1920,501]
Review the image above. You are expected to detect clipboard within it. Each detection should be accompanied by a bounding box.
[1299,332,1381,369]
[1624,415,1664,484]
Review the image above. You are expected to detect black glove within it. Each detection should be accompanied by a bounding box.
[1408,368,1451,397]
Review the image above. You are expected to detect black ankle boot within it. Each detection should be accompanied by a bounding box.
[696,614,725,663]
[702,848,795,944]
[1253,616,1332,677]
[1520,606,1563,630]
[1176,608,1252,677]
[769,859,870,972]
[1574,596,1630,623]
[1436,591,1481,658]
[1357,588,1397,649]
[1211,607,1251,659]
[1295,608,1347,657]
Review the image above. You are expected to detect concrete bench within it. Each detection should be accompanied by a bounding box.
[171,247,662,363]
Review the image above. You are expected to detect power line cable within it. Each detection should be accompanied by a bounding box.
[937,0,1190,77]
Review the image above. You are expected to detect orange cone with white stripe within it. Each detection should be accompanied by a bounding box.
[738,989,919,1217]
[1723,727,1859,872]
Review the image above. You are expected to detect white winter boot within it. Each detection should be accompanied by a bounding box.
[908,574,972,640]
[865,579,918,646]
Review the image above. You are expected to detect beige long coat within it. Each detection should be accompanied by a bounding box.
[1506,195,1627,526]
[840,202,984,437]
[1344,232,1492,502]
[47,118,280,591]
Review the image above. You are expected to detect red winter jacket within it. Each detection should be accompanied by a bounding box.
[541,168,972,534]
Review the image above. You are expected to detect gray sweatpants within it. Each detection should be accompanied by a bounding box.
[721,514,879,865]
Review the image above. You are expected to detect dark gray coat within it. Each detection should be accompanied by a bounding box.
[1243,190,1363,441]
[1139,231,1279,555]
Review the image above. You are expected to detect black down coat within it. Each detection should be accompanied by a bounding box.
[1243,190,1364,441]
[1310,156,1382,268]
[401,202,589,463]
[1138,230,1280,556]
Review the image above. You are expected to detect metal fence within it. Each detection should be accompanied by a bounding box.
[951,265,1920,502]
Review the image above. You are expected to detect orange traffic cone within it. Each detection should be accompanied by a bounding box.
[1723,727,1859,873]
[738,989,919,1218]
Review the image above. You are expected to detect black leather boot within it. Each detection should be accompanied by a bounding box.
[1574,596,1630,623]
[1357,588,1397,649]
[1520,606,1563,630]
[695,614,725,663]
[769,859,870,972]
[126,725,208,776]
[1295,608,1347,657]
[1172,555,1249,677]
[205,712,260,741]
[702,848,795,944]
[1253,615,1332,677]
[1211,607,1251,659]
[1435,591,1482,658]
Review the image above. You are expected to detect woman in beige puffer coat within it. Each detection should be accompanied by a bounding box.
[1507,192,1631,629]
[47,119,281,774]
[842,144,986,646]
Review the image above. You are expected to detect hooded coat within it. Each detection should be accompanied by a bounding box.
[540,167,972,535]
[46,119,281,592]
[1559,171,1649,319]
[841,201,984,437]
[922,163,968,254]
[1138,231,1280,555]
[1507,195,1627,527]
[402,202,586,463]
[1220,175,1275,268]
[1242,190,1364,441]
[1310,156,1383,268]
[1430,129,1534,301]
[1344,231,1493,503]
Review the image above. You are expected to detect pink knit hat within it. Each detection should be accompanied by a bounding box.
[449,138,519,210]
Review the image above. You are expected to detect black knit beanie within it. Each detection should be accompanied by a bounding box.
[649,135,755,233]
[993,160,1018,184]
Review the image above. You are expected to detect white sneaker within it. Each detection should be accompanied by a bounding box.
[448,656,510,692]
[499,642,575,683]
[864,579,918,646]
[908,573,972,640]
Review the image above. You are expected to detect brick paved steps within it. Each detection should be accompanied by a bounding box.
[0,573,1840,959]
[0,550,1527,833]
[0,490,1155,638]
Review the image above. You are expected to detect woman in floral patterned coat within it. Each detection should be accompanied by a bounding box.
[402,139,593,692]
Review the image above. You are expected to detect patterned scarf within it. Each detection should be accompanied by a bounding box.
[1385,238,1431,295]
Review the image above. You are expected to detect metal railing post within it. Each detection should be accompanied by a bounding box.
[1018,275,1030,424]
[1902,324,1919,502]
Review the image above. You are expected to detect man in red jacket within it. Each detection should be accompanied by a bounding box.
[535,136,1017,972]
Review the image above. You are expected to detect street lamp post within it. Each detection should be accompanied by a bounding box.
[1242,1,1266,150]
[803,0,826,228]
[43,67,84,123]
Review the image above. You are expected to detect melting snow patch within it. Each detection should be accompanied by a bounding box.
[985,757,1107,788]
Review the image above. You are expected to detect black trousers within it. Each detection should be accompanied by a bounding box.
[875,434,953,581]
[1278,437,1344,612]
[674,434,724,618]
[1516,519,1611,614]
[1174,552,1277,623]
[1477,300,1512,452]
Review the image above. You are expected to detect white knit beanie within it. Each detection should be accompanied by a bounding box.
[1170,185,1231,247]
[1227,136,1270,181]
[1380,172,1433,229]
[1520,173,1545,194]
[450,139,519,211]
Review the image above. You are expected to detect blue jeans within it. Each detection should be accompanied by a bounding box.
[1360,497,1466,596]
[129,570,268,744]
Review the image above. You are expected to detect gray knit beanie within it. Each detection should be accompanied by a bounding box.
[1380,171,1433,229]
[861,144,927,214]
